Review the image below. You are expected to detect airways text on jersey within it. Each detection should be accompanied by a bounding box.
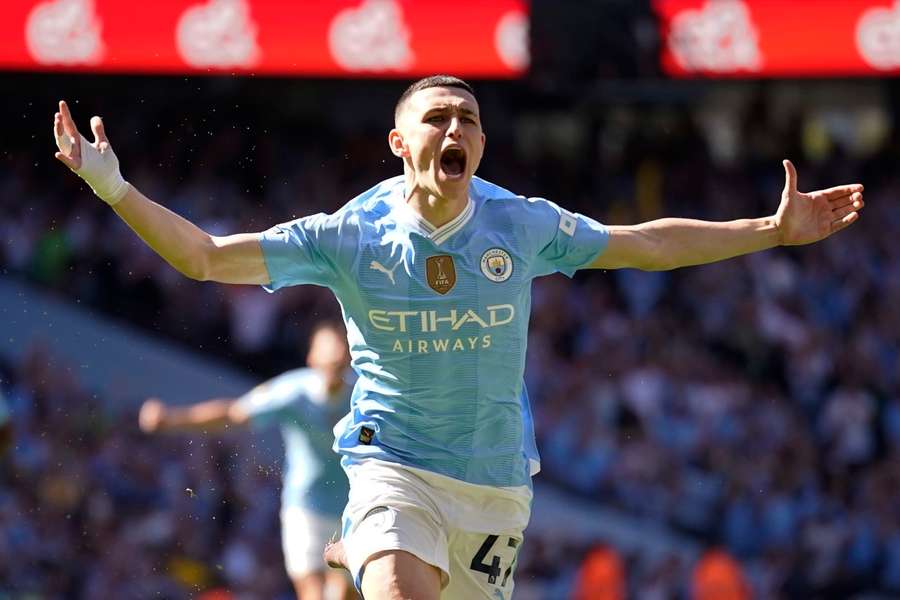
[368,304,515,354]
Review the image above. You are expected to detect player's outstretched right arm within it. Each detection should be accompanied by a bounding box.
[53,100,269,285]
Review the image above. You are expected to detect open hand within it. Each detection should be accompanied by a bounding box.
[53,100,108,171]
[52,100,129,204]
[775,159,864,246]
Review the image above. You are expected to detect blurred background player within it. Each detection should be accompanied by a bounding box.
[138,321,355,600]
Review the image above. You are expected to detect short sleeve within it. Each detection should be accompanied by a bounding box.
[235,371,307,429]
[259,212,344,291]
[526,198,609,278]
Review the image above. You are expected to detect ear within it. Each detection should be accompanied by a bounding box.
[388,128,409,158]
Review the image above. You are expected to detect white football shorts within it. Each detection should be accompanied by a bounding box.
[340,458,532,599]
[281,506,342,579]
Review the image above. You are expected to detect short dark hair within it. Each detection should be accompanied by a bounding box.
[394,75,476,123]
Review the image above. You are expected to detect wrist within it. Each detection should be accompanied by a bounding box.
[96,178,130,206]
[86,177,129,206]
[763,215,784,247]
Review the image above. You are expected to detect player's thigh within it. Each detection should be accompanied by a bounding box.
[342,501,450,590]
[445,529,523,600]
[324,569,356,600]
[341,461,452,590]
[291,571,325,600]
[290,569,355,600]
[281,506,341,581]
[361,549,442,600]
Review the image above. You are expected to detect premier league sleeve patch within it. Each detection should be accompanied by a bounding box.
[480,248,513,282]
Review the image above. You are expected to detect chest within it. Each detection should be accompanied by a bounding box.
[357,232,529,304]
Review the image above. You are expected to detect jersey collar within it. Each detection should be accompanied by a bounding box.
[396,193,475,246]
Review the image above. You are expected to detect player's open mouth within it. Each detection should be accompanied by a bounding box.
[440,147,466,178]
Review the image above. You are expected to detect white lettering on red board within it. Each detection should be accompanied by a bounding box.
[328,0,414,71]
[26,0,104,65]
[669,0,762,73]
[857,1,900,70]
[176,0,261,68]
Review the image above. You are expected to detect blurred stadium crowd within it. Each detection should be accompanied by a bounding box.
[2,72,900,599]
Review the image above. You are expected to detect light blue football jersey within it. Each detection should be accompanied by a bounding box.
[261,176,608,487]
[236,368,351,516]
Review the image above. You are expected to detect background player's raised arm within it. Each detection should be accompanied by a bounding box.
[591,159,864,271]
[138,397,250,434]
[53,100,270,284]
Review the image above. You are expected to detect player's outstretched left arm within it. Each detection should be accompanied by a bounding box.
[590,160,864,271]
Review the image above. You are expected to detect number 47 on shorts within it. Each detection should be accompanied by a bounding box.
[469,535,520,587]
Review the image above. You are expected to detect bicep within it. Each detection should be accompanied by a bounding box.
[205,232,271,284]
[588,225,662,271]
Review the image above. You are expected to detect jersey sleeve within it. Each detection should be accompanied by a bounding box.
[235,372,307,429]
[525,198,609,278]
[259,211,348,291]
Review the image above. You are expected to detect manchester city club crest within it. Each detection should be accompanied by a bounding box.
[480,248,513,282]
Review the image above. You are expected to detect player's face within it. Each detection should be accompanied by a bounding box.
[307,328,349,384]
[391,86,485,199]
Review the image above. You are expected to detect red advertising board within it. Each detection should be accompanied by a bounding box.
[656,0,900,77]
[0,0,529,77]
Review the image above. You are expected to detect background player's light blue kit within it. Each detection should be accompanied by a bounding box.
[237,368,351,517]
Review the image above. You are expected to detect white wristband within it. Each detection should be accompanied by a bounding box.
[63,133,130,205]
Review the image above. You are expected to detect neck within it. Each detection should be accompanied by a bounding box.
[404,172,468,229]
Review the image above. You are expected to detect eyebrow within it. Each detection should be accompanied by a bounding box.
[423,105,479,119]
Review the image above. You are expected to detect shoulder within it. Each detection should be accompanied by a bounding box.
[251,368,312,400]
[274,176,404,232]
[471,177,564,229]
[471,177,558,216]
[271,367,317,389]
[338,176,405,221]
[470,176,522,204]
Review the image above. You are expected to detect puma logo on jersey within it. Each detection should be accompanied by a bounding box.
[370,259,402,285]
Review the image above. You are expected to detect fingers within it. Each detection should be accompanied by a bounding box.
[832,210,860,233]
[818,183,864,201]
[54,103,83,170]
[831,197,864,222]
[90,115,108,148]
[53,112,70,155]
[53,111,64,141]
[58,100,80,139]
[783,159,798,195]
[783,158,863,200]
[827,191,863,207]
[54,111,73,150]
[54,151,79,170]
